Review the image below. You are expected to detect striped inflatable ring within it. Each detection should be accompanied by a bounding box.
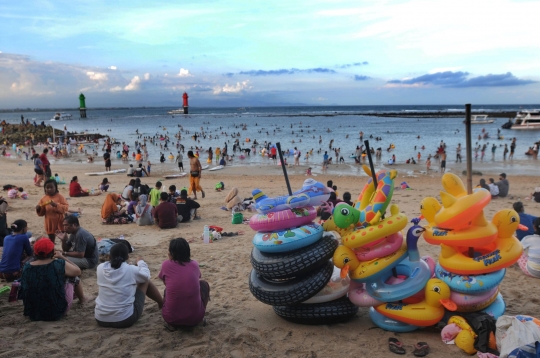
[435,263,505,294]
[451,287,499,312]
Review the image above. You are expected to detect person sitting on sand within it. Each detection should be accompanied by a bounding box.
[101,193,127,222]
[0,197,9,245]
[488,178,500,198]
[122,179,136,201]
[69,176,101,197]
[135,194,153,226]
[160,238,210,330]
[0,219,33,281]
[55,215,99,270]
[168,185,179,203]
[342,192,353,206]
[478,178,490,192]
[176,189,201,223]
[127,193,138,216]
[127,164,135,177]
[153,192,178,229]
[20,238,89,321]
[95,243,163,328]
[99,178,110,192]
[519,218,540,278]
[513,202,538,241]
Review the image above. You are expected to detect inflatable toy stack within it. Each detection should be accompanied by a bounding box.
[248,179,358,325]
[330,167,448,332]
[420,173,524,353]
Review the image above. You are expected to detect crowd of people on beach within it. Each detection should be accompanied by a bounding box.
[0,179,210,328]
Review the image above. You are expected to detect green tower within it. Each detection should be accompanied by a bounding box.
[79,93,87,118]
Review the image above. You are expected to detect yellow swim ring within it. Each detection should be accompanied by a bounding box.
[439,209,524,275]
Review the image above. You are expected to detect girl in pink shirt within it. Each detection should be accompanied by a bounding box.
[159,238,210,329]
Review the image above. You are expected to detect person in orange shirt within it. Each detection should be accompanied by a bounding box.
[417,152,421,163]
[135,150,142,162]
[35,179,69,243]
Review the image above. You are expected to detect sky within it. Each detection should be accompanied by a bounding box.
[1,0,540,109]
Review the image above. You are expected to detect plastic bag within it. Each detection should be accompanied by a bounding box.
[508,342,540,358]
[496,315,540,358]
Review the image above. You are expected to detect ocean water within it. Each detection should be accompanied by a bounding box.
[3,105,540,169]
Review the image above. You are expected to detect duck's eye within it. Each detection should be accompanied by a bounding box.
[420,204,424,210]
[343,258,350,264]
[340,208,350,216]
[511,216,517,223]
[432,286,441,294]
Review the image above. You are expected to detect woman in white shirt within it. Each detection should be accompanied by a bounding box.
[121,179,136,201]
[95,243,162,328]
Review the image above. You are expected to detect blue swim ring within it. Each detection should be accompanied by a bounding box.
[252,222,323,253]
[366,257,431,302]
[435,263,505,294]
[369,307,419,332]
[481,293,505,320]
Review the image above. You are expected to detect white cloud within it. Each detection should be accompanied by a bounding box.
[109,86,122,92]
[213,80,251,94]
[143,73,150,80]
[124,75,142,91]
[109,66,117,70]
[177,68,193,77]
[86,71,108,81]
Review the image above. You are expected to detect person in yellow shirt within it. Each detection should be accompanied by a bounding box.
[215,147,221,164]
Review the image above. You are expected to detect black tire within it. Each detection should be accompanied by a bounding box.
[249,260,333,306]
[251,234,338,279]
[273,296,359,325]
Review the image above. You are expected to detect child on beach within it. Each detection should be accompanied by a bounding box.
[159,238,210,329]
[426,157,431,171]
[149,181,163,207]
[35,179,69,243]
[306,167,312,176]
[147,161,152,175]
[99,178,110,192]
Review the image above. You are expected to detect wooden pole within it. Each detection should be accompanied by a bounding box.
[465,104,474,258]
[276,142,292,195]
[363,140,378,189]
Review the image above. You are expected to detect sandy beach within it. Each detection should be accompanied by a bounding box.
[1,156,540,358]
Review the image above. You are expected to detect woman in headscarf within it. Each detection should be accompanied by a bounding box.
[20,238,87,321]
[135,194,153,226]
[101,193,127,222]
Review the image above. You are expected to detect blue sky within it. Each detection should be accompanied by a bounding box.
[1,0,539,108]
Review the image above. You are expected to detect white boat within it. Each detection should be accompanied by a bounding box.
[468,114,494,124]
[50,112,73,121]
[502,110,540,130]
[167,109,185,114]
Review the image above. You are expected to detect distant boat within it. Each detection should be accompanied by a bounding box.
[464,114,494,124]
[50,112,73,121]
[167,109,185,114]
[502,110,540,130]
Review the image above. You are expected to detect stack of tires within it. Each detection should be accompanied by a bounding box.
[248,207,358,325]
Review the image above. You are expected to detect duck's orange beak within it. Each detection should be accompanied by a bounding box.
[340,264,350,279]
[440,299,457,311]
[518,224,528,231]
[418,215,424,220]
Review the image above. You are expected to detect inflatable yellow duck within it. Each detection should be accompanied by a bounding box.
[375,278,457,326]
[439,209,524,275]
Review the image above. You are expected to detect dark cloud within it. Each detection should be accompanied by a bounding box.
[224,67,337,76]
[388,71,536,88]
[452,72,536,87]
[354,75,371,81]
[338,61,369,69]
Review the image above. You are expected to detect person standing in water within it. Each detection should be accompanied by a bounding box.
[188,151,205,200]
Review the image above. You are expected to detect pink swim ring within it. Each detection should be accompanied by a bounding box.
[354,232,403,261]
[249,206,317,232]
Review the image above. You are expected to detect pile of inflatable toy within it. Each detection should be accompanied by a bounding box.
[421,173,524,353]
[329,166,452,332]
[248,179,359,324]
